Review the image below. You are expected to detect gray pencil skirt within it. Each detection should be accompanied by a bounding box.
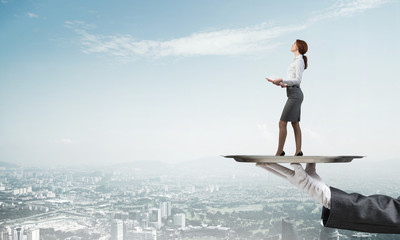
[280,86,304,122]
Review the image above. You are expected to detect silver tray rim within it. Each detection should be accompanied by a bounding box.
[223,155,365,163]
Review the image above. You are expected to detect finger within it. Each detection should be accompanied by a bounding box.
[290,163,303,170]
[305,163,322,180]
[290,163,308,180]
[290,163,307,175]
[264,163,294,177]
[256,163,286,179]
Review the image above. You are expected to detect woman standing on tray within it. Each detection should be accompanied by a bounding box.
[266,39,308,156]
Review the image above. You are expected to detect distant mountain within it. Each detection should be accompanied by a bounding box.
[105,155,400,180]
[0,161,19,169]
[112,159,168,169]
[105,156,259,177]
[108,160,173,176]
[172,155,261,177]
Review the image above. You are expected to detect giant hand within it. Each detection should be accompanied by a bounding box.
[256,163,331,209]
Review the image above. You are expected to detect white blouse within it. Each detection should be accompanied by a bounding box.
[282,55,305,86]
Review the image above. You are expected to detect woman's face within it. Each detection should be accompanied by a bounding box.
[291,42,298,52]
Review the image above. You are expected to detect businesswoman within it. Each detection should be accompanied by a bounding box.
[266,39,308,156]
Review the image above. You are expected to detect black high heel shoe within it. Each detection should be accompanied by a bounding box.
[296,151,303,156]
[279,151,285,156]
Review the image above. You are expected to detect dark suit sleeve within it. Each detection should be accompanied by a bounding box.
[321,187,400,233]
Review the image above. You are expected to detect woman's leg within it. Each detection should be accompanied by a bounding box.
[291,121,302,155]
[276,120,288,156]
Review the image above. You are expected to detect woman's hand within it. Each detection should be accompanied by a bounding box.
[266,77,286,88]
[272,78,283,84]
[266,77,275,83]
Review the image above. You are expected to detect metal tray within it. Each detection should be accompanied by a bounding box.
[224,155,365,163]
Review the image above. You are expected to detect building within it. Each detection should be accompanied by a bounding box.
[12,227,23,240]
[0,227,11,240]
[126,227,157,240]
[111,219,124,240]
[167,202,171,216]
[123,220,135,240]
[26,229,40,240]
[160,202,167,219]
[173,214,185,228]
[149,208,161,229]
[159,201,171,219]
[129,210,141,221]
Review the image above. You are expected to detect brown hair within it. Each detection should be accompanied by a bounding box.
[296,39,308,70]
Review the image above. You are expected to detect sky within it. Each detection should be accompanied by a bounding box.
[1,0,399,167]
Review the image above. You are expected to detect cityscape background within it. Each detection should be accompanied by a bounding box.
[1,0,400,239]
[1,158,400,239]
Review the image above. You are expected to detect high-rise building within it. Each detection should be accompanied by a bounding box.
[173,213,185,228]
[150,208,161,229]
[167,202,171,217]
[123,220,135,240]
[0,227,11,240]
[141,212,150,229]
[12,226,23,240]
[160,202,167,219]
[111,219,124,240]
[27,229,40,240]
[159,201,172,219]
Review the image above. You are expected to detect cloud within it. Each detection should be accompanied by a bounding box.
[65,0,388,59]
[66,21,305,59]
[27,12,39,18]
[308,0,388,23]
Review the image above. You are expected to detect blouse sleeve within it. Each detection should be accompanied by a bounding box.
[282,58,305,85]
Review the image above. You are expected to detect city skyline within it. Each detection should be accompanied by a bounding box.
[1,158,399,239]
[1,0,400,166]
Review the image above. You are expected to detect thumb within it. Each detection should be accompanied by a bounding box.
[290,163,308,180]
